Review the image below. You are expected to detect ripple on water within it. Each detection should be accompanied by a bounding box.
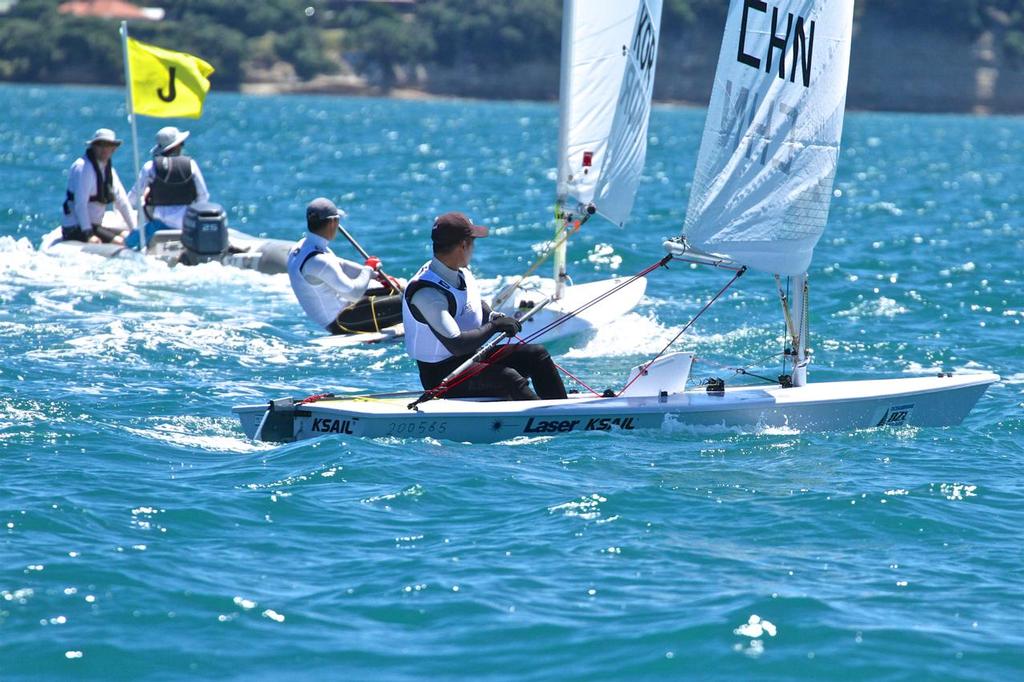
[1,87,1021,681]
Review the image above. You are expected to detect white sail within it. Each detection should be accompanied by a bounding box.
[682,0,854,275]
[558,0,662,227]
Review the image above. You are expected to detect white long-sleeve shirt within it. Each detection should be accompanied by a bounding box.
[409,258,475,339]
[128,158,209,229]
[287,232,374,328]
[61,155,136,231]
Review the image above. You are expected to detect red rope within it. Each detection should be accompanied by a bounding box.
[616,266,746,397]
[298,392,335,404]
[423,256,672,402]
[420,338,516,399]
[549,357,601,396]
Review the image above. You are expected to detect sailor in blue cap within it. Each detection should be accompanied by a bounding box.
[288,197,403,335]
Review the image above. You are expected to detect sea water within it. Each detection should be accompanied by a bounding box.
[0,84,1021,680]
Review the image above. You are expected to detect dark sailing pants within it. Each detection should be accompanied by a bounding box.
[417,343,568,401]
[61,224,123,243]
[61,226,91,242]
[326,288,403,335]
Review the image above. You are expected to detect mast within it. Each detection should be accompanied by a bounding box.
[553,0,575,301]
[119,21,144,249]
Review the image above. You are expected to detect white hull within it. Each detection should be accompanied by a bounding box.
[234,372,998,444]
[41,224,292,275]
[308,276,649,349]
[494,275,647,342]
[310,324,405,349]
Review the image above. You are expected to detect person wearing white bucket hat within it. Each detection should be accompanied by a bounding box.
[127,126,209,247]
[60,128,136,244]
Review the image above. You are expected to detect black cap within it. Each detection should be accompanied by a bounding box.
[306,197,340,226]
[431,212,489,248]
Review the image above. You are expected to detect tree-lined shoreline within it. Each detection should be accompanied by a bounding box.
[2,0,1023,113]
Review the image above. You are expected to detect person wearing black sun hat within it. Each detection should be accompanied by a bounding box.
[401,212,567,401]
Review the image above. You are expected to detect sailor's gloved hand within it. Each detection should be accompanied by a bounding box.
[489,311,522,337]
[376,271,400,291]
[364,256,382,271]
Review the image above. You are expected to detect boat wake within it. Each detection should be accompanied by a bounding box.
[660,414,803,437]
[124,416,274,453]
[561,313,765,360]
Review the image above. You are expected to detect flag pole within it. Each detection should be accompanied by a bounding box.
[119,20,144,249]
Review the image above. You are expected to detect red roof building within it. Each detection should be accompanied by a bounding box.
[58,0,164,21]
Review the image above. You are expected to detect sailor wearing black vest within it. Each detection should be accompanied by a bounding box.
[402,212,567,401]
[288,198,403,335]
[127,126,209,246]
[60,128,136,244]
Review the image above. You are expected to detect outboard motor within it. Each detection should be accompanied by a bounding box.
[180,202,229,265]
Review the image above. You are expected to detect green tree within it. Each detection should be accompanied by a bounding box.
[349,14,435,87]
[0,18,57,80]
[275,29,337,81]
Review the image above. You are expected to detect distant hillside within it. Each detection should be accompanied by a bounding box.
[2,0,1023,113]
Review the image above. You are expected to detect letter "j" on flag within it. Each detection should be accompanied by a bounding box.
[126,37,214,118]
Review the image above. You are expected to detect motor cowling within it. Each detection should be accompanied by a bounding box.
[181,202,228,264]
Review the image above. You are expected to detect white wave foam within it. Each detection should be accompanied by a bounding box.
[4,237,293,316]
[660,414,801,437]
[495,435,555,446]
[836,296,908,320]
[548,493,607,520]
[124,416,273,453]
[901,361,996,376]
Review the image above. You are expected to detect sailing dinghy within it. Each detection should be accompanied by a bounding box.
[491,0,663,342]
[308,0,666,349]
[234,0,997,444]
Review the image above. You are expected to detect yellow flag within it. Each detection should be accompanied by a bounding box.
[127,37,214,119]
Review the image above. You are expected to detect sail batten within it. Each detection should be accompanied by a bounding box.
[682,0,854,275]
[560,0,662,227]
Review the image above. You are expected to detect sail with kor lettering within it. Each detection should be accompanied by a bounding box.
[681,0,855,275]
[559,0,662,227]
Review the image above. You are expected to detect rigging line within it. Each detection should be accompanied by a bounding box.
[298,393,335,404]
[775,274,799,352]
[520,254,672,345]
[423,255,672,402]
[800,277,810,363]
[780,275,792,376]
[731,368,780,384]
[616,266,747,398]
[427,333,603,401]
[491,207,590,309]
[546,355,601,397]
[671,256,744,272]
[694,353,788,385]
[299,390,425,404]
[420,338,517,399]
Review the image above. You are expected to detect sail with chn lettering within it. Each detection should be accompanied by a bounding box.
[682,0,854,275]
[559,0,662,227]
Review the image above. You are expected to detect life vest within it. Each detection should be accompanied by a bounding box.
[147,155,198,207]
[287,235,365,329]
[63,148,114,217]
[402,261,484,363]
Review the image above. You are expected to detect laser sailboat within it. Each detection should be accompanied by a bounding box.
[234,0,997,443]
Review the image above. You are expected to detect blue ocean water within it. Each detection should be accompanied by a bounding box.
[1,83,1022,680]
